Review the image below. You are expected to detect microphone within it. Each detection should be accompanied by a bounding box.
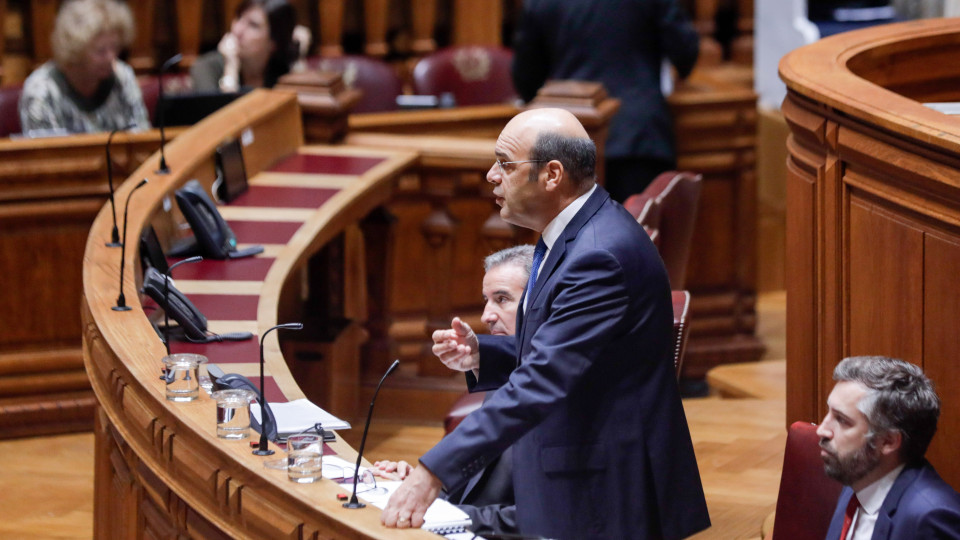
[344,359,400,509]
[253,322,304,456]
[112,178,149,311]
[105,124,136,247]
[162,256,202,356]
[155,53,182,175]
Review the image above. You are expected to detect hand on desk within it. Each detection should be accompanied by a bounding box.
[372,459,412,481]
[381,464,442,528]
[432,317,480,374]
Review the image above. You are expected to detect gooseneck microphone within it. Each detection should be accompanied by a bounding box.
[105,124,136,247]
[156,53,182,175]
[344,359,400,509]
[162,256,202,355]
[253,322,304,456]
[112,178,149,311]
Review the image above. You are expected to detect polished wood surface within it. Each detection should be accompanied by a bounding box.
[0,128,185,440]
[82,90,438,538]
[780,17,960,490]
[0,293,789,540]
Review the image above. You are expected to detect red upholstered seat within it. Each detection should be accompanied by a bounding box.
[305,55,402,113]
[622,171,702,289]
[139,73,193,124]
[443,290,692,434]
[0,84,23,137]
[769,422,843,540]
[411,45,518,106]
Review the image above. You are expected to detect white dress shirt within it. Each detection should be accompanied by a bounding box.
[523,184,598,312]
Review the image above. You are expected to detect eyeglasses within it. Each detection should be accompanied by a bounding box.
[323,464,386,496]
[496,159,546,177]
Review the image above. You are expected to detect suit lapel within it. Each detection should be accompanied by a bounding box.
[518,187,610,355]
[872,463,921,539]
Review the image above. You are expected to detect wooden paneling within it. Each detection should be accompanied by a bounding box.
[847,198,924,361]
[0,130,183,439]
[781,18,960,490]
[922,232,960,486]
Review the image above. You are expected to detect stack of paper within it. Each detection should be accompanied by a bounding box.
[322,456,473,537]
[251,398,351,435]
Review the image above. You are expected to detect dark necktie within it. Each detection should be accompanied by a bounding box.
[526,238,547,302]
[839,494,859,540]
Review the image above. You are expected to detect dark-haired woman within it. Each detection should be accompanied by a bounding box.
[190,0,299,92]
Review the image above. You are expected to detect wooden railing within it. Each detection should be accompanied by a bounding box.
[780,17,960,490]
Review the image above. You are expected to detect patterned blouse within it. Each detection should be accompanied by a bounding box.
[18,60,150,135]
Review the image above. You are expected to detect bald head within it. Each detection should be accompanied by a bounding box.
[504,108,590,140]
[488,108,597,232]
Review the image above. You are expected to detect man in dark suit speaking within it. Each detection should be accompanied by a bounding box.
[820,356,960,540]
[382,108,709,539]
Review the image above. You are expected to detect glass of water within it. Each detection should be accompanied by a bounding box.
[161,354,207,402]
[211,389,256,439]
[287,450,323,483]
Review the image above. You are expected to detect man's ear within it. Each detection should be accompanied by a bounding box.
[877,429,903,457]
[542,160,564,191]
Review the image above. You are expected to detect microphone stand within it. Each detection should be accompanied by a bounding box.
[155,53,182,175]
[253,322,304,456]
[344,359,400,509]
[112,179,149,311]
[105,124,135,247]
[162,256,202,356]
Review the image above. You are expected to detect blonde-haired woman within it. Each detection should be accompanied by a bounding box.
[18,0,150,135]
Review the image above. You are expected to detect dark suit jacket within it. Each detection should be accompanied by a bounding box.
[445,394,518,535]
[511,0,699,162]
[420,187,709,539]
[826,461,960,540]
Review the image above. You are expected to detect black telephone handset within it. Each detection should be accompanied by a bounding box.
[142,267,254,343]
[208,365,278,441]
[142,267,208,341]
[174,180,263,260]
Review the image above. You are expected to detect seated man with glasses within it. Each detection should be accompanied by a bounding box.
[373,245,534,535]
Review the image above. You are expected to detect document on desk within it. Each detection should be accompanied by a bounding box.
[325,457,472,537]
[251,398,351,434]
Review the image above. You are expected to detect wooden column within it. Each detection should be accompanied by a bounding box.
[452,0,501,46]
[318,0,344,56]
[175,0,204,68]
[127,0,156,72]
[29,0,56,65]
[410,0,437,55]
[363,0,389,57]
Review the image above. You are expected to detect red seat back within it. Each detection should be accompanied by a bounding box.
[0,85,24,137]
[138,73,193,124]
[411,46,517,106]
[623,171,702,288]
[770,422,843,540]
[306,55,402,113]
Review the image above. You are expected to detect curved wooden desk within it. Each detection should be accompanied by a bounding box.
[781,18,960,489]
[82,90,435,537]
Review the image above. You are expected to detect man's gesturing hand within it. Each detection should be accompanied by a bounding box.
[381,465,442,528]
[431,317,480,373]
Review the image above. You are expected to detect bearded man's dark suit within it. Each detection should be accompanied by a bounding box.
[420,186,709,539]
[825,461,960,540]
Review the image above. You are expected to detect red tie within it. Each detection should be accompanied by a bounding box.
[839,494,859,540]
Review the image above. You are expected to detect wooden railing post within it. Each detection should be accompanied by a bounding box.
[274,70,362,143]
